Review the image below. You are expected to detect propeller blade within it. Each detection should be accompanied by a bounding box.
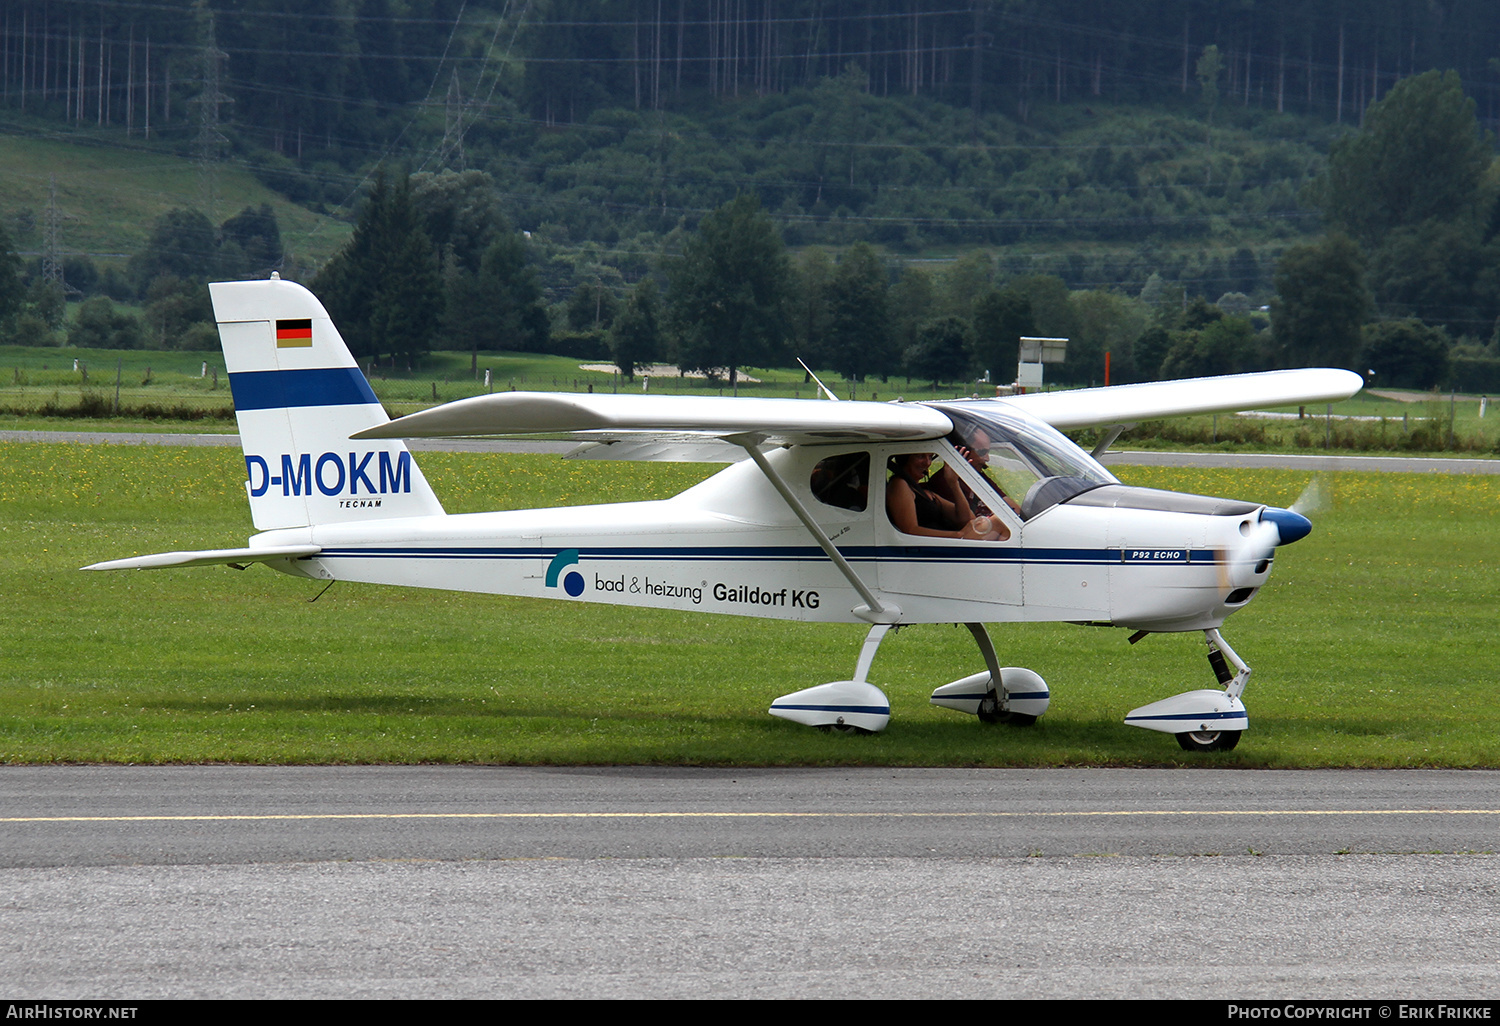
[1259,476,1327,547]
[1289,475,1329,518]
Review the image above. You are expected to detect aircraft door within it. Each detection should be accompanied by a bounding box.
[874,445,1023,608]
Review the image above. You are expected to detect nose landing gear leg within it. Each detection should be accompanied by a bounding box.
[1125,627,1250,751]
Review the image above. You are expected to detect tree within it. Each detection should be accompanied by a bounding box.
[1216,292,1252,317]
[825,244,893,381]
[1005,274,1083,381]
[567,281,619,332]
[313,171,443,366]
[937,251,993,322]
[1161,316,1260,379]
[445,233,550,356]
[1227,248,1260,297]
[143,275,214,350]
[888,266,936,368]
[971,287,1032,385]
[68,298,144,349]
[0,223,24,329]
[25,278,65,330]
[1070,290,1149,384]
[609,280,661,381]
[218,205,284,279]
[1139,272,1186,326]
[905,316,973,384]
[128,209,217,294]
[667,195,792,388]
[791,248,836,369]
[1196,45,1223,133]
[409,170,508,275]
[1272,234,1370,369]
[1365,219,1487,335]
[1007,275,1078,341]
[1133,326,1172,380]
[1361,319,1451,390]
[1310,71,1492,248]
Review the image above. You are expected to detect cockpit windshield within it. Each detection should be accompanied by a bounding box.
[927,400,1120,520]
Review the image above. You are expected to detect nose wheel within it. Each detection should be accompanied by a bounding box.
[1176,728,1241,752]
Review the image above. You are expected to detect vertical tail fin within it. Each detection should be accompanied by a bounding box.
[212,277,445,530]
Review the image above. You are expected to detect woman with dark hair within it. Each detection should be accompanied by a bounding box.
[885,452,1005,541]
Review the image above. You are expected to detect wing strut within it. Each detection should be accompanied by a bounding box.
[1090,423,1133,460]
[730,435,900,625]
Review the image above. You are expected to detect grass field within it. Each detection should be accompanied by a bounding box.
[2,441,1496,767]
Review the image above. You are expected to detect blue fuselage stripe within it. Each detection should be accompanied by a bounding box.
[229,368,380,411]
[312,544,1228,567]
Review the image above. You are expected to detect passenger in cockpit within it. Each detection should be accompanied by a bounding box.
[886,453,1004,540]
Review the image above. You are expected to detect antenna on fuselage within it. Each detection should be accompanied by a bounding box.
[797,358,840,401]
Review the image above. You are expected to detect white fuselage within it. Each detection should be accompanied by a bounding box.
[250,442,1270,633]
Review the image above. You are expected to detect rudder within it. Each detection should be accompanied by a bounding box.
[212,277,445,530]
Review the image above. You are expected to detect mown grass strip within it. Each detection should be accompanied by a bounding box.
[3,442,1496,767]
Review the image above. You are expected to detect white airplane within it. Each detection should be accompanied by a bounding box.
[87,277,1362,751]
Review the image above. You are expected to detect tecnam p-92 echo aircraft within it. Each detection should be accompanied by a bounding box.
[87,278,1362,751]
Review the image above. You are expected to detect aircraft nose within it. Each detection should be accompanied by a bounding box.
[1260,507,1312,546]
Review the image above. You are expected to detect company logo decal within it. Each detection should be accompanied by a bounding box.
[545,549,586,597]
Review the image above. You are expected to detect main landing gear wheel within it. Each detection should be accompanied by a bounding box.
[1175,729,1242,753]
[977,690,1038,727]
[817,720,874,736]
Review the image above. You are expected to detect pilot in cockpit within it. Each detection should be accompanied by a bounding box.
[951,426,1024,517]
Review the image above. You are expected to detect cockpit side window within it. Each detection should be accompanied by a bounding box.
[809,451,869,512]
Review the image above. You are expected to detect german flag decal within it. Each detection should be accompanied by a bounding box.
[275,318,313,348]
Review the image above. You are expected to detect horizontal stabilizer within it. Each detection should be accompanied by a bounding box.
[1002,368,1364,430]
[82,544,321,571]
[352,392,953,447]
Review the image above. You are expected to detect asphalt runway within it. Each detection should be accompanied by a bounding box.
[2,766,1497,999]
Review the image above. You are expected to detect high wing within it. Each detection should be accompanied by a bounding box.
[352,392,953,447]
[1000,368,1364,431]
[354,369,1364,455]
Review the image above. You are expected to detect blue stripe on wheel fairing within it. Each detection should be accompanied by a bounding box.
[1124,710,1248,724]
[770,702,892,715]
[939,691,1049,703]
[228,368,380,411]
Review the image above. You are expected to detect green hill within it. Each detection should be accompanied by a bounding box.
[0,126,350,269]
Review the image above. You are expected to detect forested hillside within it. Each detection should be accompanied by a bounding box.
[2,2,1499,392]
